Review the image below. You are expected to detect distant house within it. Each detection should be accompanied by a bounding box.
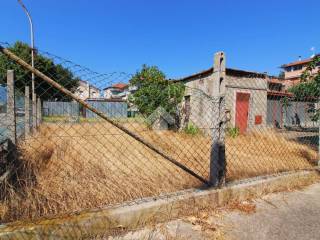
[103,83,132,100]
[281,54,320,90]
[74,80,100,100]
[103,83,128,100]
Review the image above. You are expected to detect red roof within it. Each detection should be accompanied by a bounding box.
[112,83,128,89]
[104,83,128,90]
[281,54,319,68]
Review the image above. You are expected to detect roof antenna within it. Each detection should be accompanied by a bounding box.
[310,47,316,58]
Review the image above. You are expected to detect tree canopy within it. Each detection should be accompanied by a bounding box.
[289,55,320,120]
[0,41,79,100]
[130,64,185,117]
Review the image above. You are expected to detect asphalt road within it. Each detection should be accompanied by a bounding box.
[103,182,320,240]
[225,182,320,240]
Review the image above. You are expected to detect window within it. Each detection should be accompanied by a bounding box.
[293,65,303,71]
[285,66,292,72]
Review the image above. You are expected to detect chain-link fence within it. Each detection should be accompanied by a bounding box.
[0,42,319,239]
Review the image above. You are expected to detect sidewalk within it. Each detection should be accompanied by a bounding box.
[105,182,320,240]
[224,182,320,240]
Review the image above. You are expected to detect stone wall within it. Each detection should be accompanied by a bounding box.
[180,73,217,132]
[180,73,268,133]
[225,75,268,131]
[181,86,216,131]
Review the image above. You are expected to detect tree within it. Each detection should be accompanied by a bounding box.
[278,71,285,79]
[288,55,320,121]
[0,41,79,100]
[130,64,185,117]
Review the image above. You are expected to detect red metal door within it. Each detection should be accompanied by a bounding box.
[235,92,250,133]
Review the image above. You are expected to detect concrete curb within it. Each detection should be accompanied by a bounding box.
[0,169,319,240]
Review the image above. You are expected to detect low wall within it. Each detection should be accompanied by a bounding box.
[43,101,128,119]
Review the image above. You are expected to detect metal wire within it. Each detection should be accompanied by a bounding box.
[0,42,318,239]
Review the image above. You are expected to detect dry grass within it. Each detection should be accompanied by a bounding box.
[226,201,256,214]
[226,130,318,180]
[0,122,317,223]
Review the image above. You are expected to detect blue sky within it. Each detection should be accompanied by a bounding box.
[1,0,319,78]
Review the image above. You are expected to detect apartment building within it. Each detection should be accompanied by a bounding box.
[281,54,320,89]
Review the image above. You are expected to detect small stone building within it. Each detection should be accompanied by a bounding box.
[175,60,268,133]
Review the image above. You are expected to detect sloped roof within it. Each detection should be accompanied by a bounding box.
[267,77,284,84]
[174,67,267,82]
[104,83,128,90]
[281,54,319,68]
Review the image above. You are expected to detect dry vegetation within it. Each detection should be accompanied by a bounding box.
[0,121,318,223]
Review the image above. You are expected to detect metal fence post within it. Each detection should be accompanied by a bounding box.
[7,70,16,144]
[25,86,30,137]
[37,97,41,127]
[210,52,226,186]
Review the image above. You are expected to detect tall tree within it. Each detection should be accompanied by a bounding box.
[130,64,185,116]
[0,41,79,100]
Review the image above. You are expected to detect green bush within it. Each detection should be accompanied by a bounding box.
[227,127,240,138]
[183,122,200,136]
[130,65,185,116]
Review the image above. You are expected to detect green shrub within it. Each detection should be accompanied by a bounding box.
[227,127,240,138]
[183,122,200,136]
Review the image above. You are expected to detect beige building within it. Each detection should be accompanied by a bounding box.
[281,54,319,89]
[74,80,101,100]
[103,83,138,100]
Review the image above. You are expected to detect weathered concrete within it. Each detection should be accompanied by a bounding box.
[225,75,268,130]
[210,51,226,186]
[32,92,36,132]
[105,181,320,240]
[179,54,268,132]
[0,170,318,239]
[225,182,320,240]
[6,70,16,144]
[24,86,30,137]
[36,97,41,127]
[105,219,211,240]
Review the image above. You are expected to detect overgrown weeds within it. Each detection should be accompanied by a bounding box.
[183,122,201,135]
[0,123,317,223]
[227,127,240,138]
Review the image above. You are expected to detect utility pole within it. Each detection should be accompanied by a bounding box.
[18,0,36,131]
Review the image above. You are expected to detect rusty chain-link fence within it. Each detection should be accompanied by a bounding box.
[0,42,319,239]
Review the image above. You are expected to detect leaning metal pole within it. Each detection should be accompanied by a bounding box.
[0,45,210,186]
